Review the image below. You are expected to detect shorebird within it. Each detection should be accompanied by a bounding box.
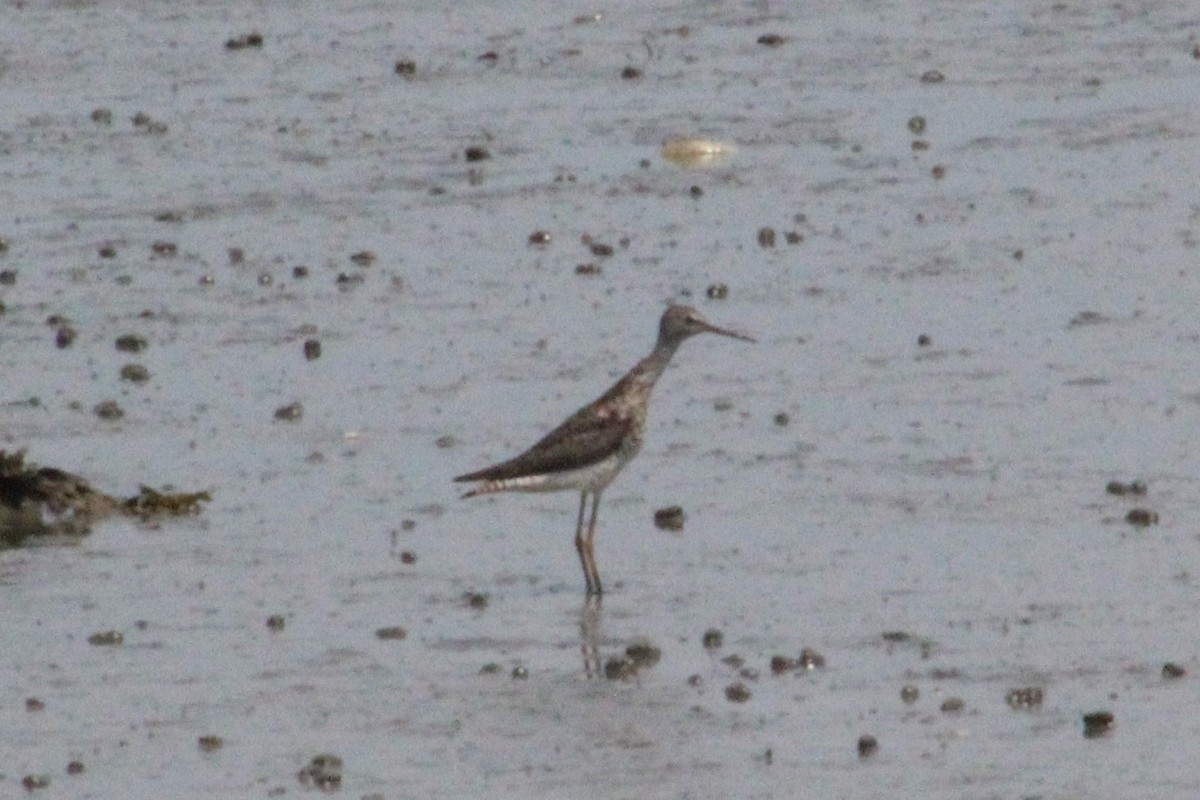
[454,304,755,595]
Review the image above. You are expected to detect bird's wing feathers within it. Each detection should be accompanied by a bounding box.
[454,411,631,482]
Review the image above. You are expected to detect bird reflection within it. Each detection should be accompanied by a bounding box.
[579,594,603,678]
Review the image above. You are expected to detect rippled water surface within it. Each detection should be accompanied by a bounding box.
[3,0,1200,797]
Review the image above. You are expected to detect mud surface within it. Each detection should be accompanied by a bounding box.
[2,0,1200,797]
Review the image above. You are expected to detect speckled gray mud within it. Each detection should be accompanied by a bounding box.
[2,0,1199,797]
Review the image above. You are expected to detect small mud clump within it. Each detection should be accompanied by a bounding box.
[769,655,798,674]
[771,649,826,674]
[724,682,752,703]
[1005,687,1045,709]
[1162,662,1186,679]
[55,325,77,349]
[702,628,723,650]
[720,653,744,670]
[93,400,125,420]
[1083,711,1115,738]
[120,363,150,384]
[375,626,407,641]
[87,630,124,646]
[22,775,50,791]
[940,697,965,713]
[115,334,148,353]
[298,753,343,792]
[198,735,224,752]
[604,657,639,681]
[274,402,304,422]
[653,505,685,531]
[225,32,264,50]
[799,647,826,669]
[1125,508,1158,527]
[1106,479,1147,496]
[625,641,662,670]
[857,734,878,758]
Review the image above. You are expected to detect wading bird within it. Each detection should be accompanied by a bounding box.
[455,305,755,595]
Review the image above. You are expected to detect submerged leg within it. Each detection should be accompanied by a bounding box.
[579,593,603,678]
[584,491,603,595]
[574,492,594,594]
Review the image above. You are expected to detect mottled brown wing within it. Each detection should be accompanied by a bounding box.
[455,412,631,482]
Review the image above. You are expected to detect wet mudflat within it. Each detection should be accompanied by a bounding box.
[2,0,1200,796]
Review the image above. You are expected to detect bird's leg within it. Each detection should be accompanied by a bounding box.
[574,492,594,595]
[585,491,603,595]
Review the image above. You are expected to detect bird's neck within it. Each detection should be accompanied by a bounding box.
[629,339,683,389]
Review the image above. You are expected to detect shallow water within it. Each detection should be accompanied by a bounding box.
[2,0,1200,796]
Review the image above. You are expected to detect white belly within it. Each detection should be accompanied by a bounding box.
[501,451,627,494]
